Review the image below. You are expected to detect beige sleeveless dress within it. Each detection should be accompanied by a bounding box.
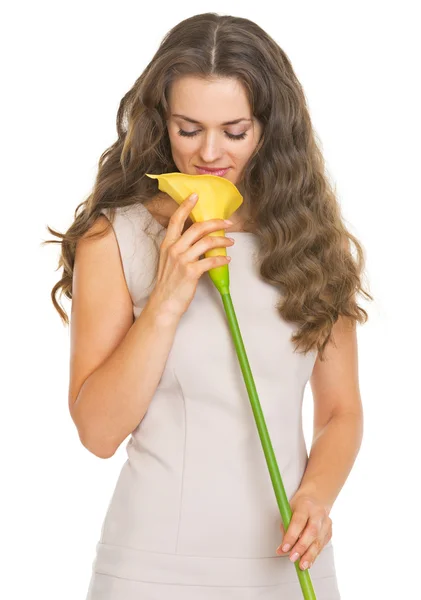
[85,203,341,599]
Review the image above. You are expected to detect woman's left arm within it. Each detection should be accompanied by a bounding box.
[276,315,364,570]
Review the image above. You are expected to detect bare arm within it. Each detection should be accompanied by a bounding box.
[71,292,180,458]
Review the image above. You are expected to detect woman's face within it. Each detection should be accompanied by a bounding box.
[166,76,262,186]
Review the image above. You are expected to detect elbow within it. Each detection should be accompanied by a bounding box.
[70,402,118,459]
[79,429,118,459]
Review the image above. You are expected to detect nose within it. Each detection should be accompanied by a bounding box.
[198,131,224,164]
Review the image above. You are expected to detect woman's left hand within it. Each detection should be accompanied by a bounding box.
[275,492,333,571]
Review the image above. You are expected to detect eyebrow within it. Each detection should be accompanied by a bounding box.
[172,114,252,126]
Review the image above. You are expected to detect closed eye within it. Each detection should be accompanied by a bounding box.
[177,129,248,141]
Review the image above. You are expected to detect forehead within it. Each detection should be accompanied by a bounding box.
[168,76,252,124]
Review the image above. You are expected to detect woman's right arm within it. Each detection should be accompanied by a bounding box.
[69,194,234,459]
[68,216,182,459]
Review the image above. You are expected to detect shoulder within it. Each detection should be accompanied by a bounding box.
[97,203,165,307]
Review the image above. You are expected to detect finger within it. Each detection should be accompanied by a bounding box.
[287,519,322,565]
[194,253,232,277]
[296,537,323,571]
[165,193,199,244]
[279,511,308,554]
[183,235,234,263]
[276,522,303,555]
[175,218,232,254]
[276,523,289,555]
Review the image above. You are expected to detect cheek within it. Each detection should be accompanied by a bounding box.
[170,136,197,157]
[235,141,257,162]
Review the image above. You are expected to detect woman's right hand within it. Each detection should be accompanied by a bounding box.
[150,193,235,319]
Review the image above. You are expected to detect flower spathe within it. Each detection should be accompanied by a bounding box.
[146,172,243,294]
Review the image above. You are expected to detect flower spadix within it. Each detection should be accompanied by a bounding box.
[146,172,243,294]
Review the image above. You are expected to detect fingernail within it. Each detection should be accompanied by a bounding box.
[191,193,198,200]
[224,219,233,225]
[290,552,300,562]
[282,544,291,552]
[301,561,309,570]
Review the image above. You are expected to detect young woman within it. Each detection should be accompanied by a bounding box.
[46,12,371,599]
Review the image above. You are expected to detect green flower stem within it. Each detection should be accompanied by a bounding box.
[219,288,318,600]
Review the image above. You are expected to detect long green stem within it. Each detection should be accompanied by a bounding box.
[220,290,318,599]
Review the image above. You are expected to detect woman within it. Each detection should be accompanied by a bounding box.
[45,12,372,599]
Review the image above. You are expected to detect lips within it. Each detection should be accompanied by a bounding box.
[195,166,230,176]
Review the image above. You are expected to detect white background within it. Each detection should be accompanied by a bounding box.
[2,1,419,598]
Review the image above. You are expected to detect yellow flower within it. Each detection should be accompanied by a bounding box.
[146,172,243,293]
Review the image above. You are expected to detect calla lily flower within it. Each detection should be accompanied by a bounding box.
[146,172,242,294]
[146,171,318,599]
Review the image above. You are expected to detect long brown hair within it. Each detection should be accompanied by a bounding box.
[42,12,373,359]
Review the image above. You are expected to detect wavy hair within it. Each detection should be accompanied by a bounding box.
[43,12,373,360]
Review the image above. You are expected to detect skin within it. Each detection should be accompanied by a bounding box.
[150,75,263,233]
